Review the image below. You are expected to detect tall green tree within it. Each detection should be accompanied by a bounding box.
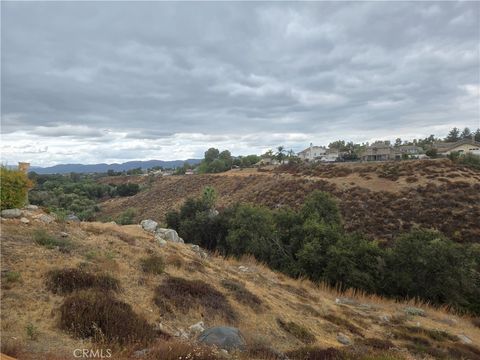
[445,127,460,142]
[461,127,472,139]
[275,146,286,163]
[300,191,342,226]
[204,148,220,163]
[226,204,276,263]
[384,229,475,307]
[475,128,480,142]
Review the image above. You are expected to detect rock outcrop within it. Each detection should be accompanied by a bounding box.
[198,326,246,351]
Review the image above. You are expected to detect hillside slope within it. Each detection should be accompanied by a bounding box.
[99,159,480,243]
[1,210,480,359]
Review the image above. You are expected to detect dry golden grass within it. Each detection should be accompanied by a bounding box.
[1,218,480,359]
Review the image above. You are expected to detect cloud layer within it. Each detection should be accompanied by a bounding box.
[1,2,479,166]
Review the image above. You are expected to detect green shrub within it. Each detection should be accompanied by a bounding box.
[0,166,33,210]
[116,207,137,225]
[46,268,119,294]
[59,290,157,345]
[277,318,315,344]
[33,229,72,251]
[26,323,39,340]
[116,183,140,197]
[140,255,165,275]
[458,153,480,169]
[3,271,22,284]
[225,204,276,263]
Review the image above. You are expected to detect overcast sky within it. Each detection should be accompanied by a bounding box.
[1,1,479,166]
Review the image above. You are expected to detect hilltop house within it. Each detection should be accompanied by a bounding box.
[319,149,340,162]
[432,139,480,156]
[396,145,424,157]
[360,142,396,161]
[255,157,280,166]
[298,144,327,161]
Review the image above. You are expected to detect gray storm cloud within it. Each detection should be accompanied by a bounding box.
[1,1,479,165]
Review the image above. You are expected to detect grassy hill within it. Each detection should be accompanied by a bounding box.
[1,210,480,359]
[98,159,480,243]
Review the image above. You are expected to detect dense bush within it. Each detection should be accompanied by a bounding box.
[46,268,119,294]
[453,153,480,170]
[167,188,480,315]
[0,166,33,210]
[116,183,140,196]
[383,230,480,314]
[60,290,157,345]
[28,173,141,221]
[33,229,73,252]
[154,277,236,322]
[116,207,137,225]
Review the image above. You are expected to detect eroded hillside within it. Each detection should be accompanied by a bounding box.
[1,210,480,359]
[99,159,480,243]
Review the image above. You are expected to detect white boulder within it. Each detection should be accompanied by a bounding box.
[1,209,22,219]
[189,321,205,334]
[155,228,183,243]
[141,219,158,233]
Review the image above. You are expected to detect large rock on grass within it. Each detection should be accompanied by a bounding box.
[155,228,183,243]
[1,209,22,219]
[141,219,158,233]
[198,326,246,351]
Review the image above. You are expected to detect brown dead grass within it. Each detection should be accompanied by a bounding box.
[2,220,480,359]
[144,340,221,360]
[221,278,263,312]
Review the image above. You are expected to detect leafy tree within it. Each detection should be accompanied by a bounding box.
[271,208,304,274]
[475,128,480,142]
[275,146,286,163]
[461,127,472,139]
[425,148,438,158]
[300,191,341,226]
[240,155,260,168]
[263,149,274,158]
[116,208,137,225]
[202,186,217,209]
[116,183,140,196]
[323,234,384,292]
[445,127,460,142]
[328,140,347,151]
[218,150,233,169]
[394,138,402,147]
[126,167,143,175]
[204,148,220,164]
[296,220,342,281]
[0,167,33,210]
[226,204,276,263]
[208,159,227,173]
[384,229,475,307]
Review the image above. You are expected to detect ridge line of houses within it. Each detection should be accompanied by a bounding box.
[296,138,480,163]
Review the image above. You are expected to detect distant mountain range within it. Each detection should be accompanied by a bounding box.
[28,159,202,174]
